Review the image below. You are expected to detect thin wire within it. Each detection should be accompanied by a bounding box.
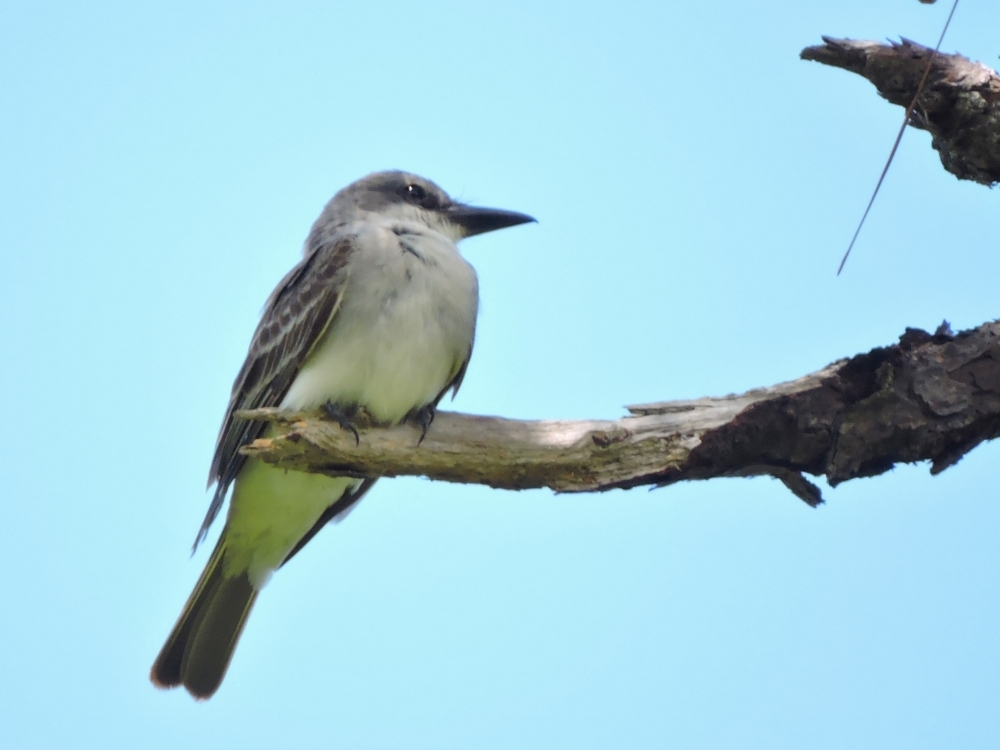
[837,0,960,275]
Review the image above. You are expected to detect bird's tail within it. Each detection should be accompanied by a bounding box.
[150,535,258,699]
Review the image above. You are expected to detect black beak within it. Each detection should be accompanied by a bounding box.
[445,203,536,237]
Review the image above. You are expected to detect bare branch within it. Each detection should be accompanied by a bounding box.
[239,320,1000,505]
[801,37,1000,186]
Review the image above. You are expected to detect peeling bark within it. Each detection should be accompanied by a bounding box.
[801,37,1000,186]
[238,320,1000,506]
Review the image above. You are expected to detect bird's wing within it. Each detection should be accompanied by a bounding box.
[194,233,358,548]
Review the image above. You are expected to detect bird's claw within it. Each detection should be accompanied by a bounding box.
[414,404,436,445]
[321,401,360,446]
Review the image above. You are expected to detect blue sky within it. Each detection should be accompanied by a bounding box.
[2,1,998,747]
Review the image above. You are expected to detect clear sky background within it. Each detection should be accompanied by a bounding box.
[2,1,998,747]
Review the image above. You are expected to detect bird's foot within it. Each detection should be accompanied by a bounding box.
[321,401,360,446]
[413,404,436,445]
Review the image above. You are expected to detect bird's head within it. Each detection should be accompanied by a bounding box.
[320,170,535,242]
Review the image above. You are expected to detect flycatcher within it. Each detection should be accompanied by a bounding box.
[151,171,534,699]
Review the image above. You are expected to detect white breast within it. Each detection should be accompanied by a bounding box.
[280,220,479,423]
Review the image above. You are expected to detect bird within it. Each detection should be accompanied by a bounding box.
[150,170,534,699]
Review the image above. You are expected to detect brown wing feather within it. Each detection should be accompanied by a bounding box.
[193,235,357,548]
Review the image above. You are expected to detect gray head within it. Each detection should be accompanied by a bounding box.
[312,170,535,244]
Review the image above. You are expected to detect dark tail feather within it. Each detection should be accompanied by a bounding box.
[150,537,259,699]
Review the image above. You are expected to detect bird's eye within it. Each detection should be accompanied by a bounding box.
[405,184,427,203]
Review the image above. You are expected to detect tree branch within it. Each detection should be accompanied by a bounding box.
[801,37,1000,186]
[239,320,1000,506]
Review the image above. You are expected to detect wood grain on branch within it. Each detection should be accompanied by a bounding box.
[801,37,1000,186]
[238,320,1000,506]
